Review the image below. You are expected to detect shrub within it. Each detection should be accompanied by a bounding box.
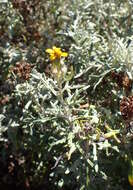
[0,0,133,189]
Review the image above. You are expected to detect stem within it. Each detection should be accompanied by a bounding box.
[57,78,73,128]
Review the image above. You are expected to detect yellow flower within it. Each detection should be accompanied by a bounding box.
[46,46,68,61]
[128,175,133,186]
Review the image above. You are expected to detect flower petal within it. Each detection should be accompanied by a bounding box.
[46,49,53,54]
[61,52,68,57]
[53,46,61,51]
[50,54,56,61]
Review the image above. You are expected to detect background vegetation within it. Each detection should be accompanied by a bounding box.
[0,0,133,189]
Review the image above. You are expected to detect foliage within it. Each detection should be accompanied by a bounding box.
[0,0,133,189]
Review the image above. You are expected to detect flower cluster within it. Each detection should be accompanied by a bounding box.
[111,71,132,91]
[120,95,133,121]
[46,46,68,61]
[12,61,32,81]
